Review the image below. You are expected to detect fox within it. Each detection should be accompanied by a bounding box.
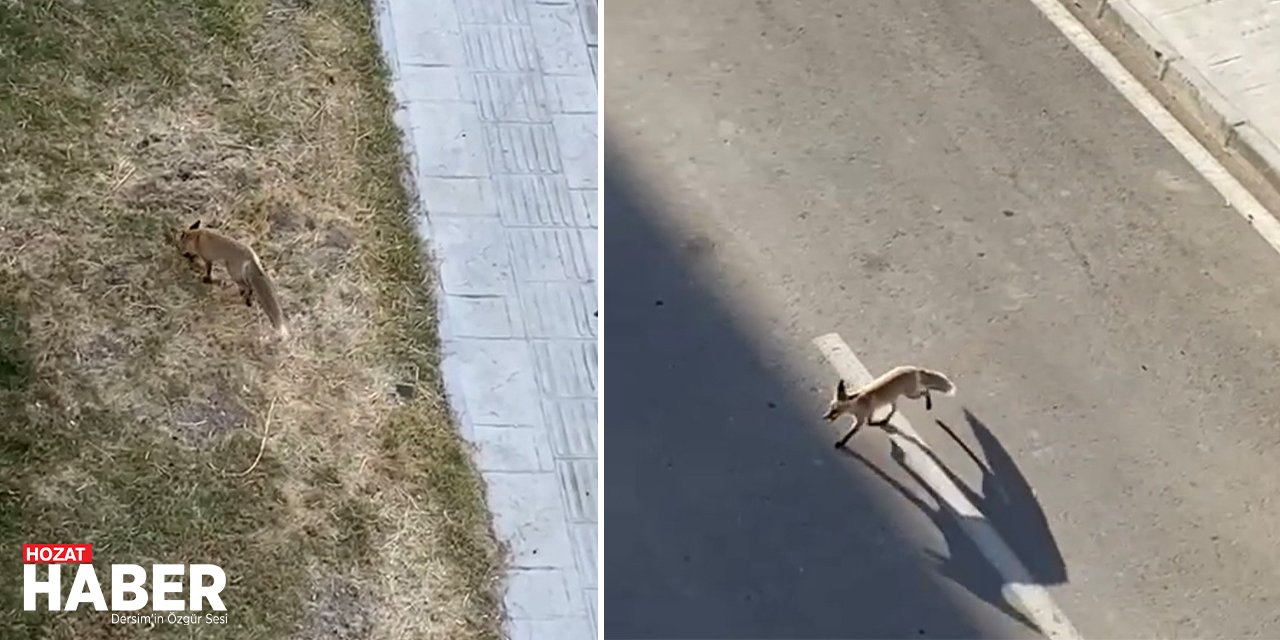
[822,365,955,449]
[179,220,289,337]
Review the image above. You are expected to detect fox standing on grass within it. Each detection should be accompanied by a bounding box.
[179,220,289,337]
[822,365,955,449]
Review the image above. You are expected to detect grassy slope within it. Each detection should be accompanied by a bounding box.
[0,1,503,638]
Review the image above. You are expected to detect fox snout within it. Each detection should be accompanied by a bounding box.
[822,405,842,422]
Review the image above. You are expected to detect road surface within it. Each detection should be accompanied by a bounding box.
[603,0,1280,638]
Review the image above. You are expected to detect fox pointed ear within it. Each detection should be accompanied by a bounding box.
[835,379,849,401]
[188,220,201,230]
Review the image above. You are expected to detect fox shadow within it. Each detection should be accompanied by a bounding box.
[942,409,1066,586]
[841,408,1067,633]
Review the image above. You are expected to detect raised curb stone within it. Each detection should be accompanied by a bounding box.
[1063,0,1280,196]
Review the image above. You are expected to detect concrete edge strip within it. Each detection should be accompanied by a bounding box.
[812,333,1083,640]
[368,0,534,633]
[1047,0,1280,227]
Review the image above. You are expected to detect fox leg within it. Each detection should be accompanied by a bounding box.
[201,259,215,284]
[834,410,867,448]
[906,388,934,411]
[237,280,254,307]
[834,421,861,448]
[868,403,897,427]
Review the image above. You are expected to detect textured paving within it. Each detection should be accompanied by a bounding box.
[1085,0,1280,190]
[373,0,598,637]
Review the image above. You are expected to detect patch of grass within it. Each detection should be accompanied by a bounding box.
[0,1,504,638]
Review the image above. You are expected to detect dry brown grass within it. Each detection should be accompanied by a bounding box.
[0,1,504,638]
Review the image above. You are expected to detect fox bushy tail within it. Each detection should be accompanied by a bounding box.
[920,369,956,395]
[246,260,288,337]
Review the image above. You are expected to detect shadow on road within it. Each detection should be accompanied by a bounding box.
[837,406,1069,635]
[936,410,1068,586]
[841,444,1040,634]
[603,142,1035,639]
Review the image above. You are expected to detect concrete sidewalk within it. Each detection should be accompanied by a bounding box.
[1067,0,1280,197]
[373,0,599,638]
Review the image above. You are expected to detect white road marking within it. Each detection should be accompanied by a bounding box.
[812,333,1082,640]
[1023,0,1280,253]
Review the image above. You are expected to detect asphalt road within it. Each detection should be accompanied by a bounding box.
[603,1,1280,638]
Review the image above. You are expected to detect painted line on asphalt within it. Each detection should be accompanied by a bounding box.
[813,333,1082,640]
[1024,0,1280,254]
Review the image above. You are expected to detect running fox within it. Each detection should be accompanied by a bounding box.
[179,220,289,337]
[822,365,955,448]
